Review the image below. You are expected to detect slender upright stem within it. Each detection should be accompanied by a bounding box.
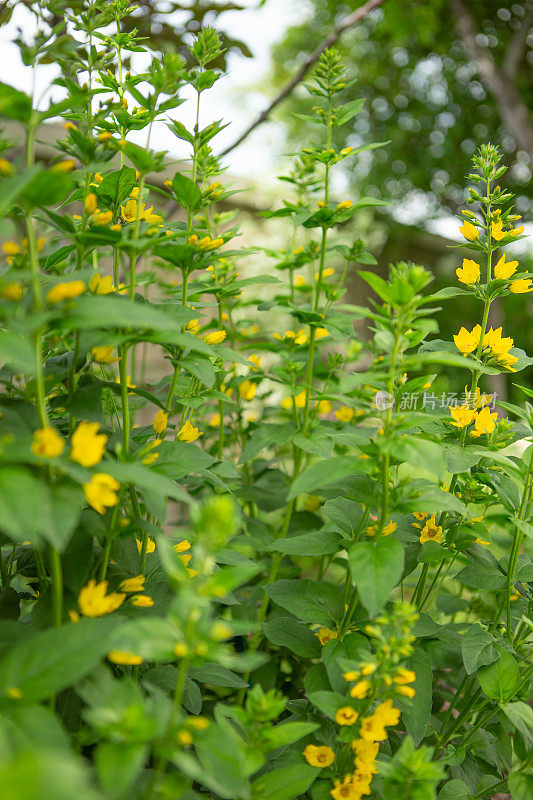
[49,547,63,627]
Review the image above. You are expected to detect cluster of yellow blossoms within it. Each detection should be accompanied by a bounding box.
[74,572,154,621]
[456,252,531,294]
[453,324,518,371]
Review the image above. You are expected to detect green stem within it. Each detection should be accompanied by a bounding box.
[119,344,130,452]
[0,548,9,589]
[49,547,63,627]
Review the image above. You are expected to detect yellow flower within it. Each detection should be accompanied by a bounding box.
[178,730,193,746]
[115,374,136,391]
[413,512,428,522]
[248,354,261,369]
[510,225,524,236]
[294,329,308,345]
[509,278,533,294]
[186,318,200,333]
[330,775,367,800]
[0,158,13,175]
[120,199,162,224]
[92,210,113,225]
[83,473,120,514]
[68,610,80,623]
[294,274,306,288]
[71,421,108,467]
[458,220,478,241]
[359,700,400,742]
[119,575,145,593]
[343,671,360,681]
[131,594,154,607]
[2,241,20,256]
[78,579,125,617]
[136,537,156,554]
[52,159,76,173]
[352,738,379,764]
[303,745,335,768]
[494,253,518,280]
[449,404,476,428]
[31,427,64,458]
[317,399,332,415]
[84,193,97,213]
[350,680,371,699]
[471,406,498,437]
[208,413,221,427]
[419,513,443,544]
[316,267,335,280]
[187,234,199,245]
[453,324,480,356]
[92,345,118,364]
[178,420,202,442]
[336,200,353,210]
[188,716,210,730]
[153,409,168,434]
[107,650,143,665]
[45,280,85,304]
[98,131,112,142]
[315,327,329,339]
[88,272,115,294]
[239,380,257,401]
[335,406,354,423]
[396,685,415,698]
[456,258,480,285]
[1,282,23,301]
[393,667,416,685]
[316,627,337,645]
[335,707,358,726]
[204,329,226,345]
[491,220,506,241]
[174,540,191,553]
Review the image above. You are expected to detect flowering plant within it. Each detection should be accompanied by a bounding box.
[0,4,532,800]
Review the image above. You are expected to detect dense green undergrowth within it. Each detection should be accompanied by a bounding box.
[0,3,532,800]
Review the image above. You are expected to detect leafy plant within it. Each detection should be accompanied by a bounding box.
[0,3,531,800]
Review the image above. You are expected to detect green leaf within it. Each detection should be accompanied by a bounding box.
[390,437,445,480]
[508,771,533,800]
[189,662,247,688]
[251,764,318,800]
[0,331,35,372]
[0,468,83,551]
[95,742,148,799]
[287,456,365,500]
[103,462,190,504]
[322,498,364,534]
[268,530,341,556]
[264,579,344,625]
[461,624,498,675]
[335,98,365,125]
[239,424,294,463]
[501,701,533,745]
[0,82,32,121]
[60,294,190,333]
[308,690,352,720]
[262,721,319,749]
[22,170,75,208]
[0,618,119,701]
[172,172,202,212]
[437,779,471,800]
[96,166,137,209]
[399,649,433,746]
[263,616,321,658]
[192,723,249,799]
[478,644,519,702]
[349,537,404,616]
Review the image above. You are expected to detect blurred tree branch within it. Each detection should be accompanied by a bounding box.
[452,0,533,161]
[219,0,387,157]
